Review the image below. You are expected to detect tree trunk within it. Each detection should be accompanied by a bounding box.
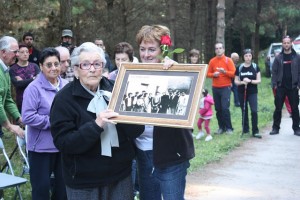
[59,0,73,30]
[189,0,197,50]
[168,0,177,60]
[253,0,261,63]
[227,0,238,54]
[216,0,226,45]
[205,0,216,62]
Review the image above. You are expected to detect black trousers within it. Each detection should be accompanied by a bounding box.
[238,92,258,134]
[212,86,233,131]
[28,151,67,200]
[272,86,300,131]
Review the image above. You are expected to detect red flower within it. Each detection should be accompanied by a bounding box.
[160,35,172,47]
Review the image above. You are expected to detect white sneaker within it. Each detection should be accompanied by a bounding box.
[205,135,213,141]
[196,131,205,140]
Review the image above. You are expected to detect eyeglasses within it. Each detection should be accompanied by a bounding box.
[8,49,19,54]
[44,62,60,68]
[79,61,103,70]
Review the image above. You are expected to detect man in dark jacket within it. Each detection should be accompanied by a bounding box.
[22,32,40,65]
[270,36,300,136]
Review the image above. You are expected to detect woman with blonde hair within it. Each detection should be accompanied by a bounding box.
[135,25,195,200]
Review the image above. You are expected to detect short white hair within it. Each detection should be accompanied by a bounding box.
[0,36,18,51]
[55,46,70,57]
[70,42,106,68]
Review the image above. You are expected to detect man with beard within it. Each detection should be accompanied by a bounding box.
[270,36,300,136]
[22,32,40,65]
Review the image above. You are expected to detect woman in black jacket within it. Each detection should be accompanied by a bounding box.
[50,42,144,200]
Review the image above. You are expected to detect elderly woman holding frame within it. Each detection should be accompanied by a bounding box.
[50,42,144,200]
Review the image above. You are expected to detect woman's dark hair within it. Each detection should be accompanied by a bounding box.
[242,48,253,61]
[39,47,60,65]
[113,42,134,62]
[202,88,208,97]
[18,43,28,49]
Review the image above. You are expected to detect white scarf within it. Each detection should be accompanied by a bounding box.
[87,90,119,157]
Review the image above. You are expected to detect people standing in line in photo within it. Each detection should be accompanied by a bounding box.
[143,92,152,113]
[50,42,144,200]
[22,32,40,65]
[189,49,200,64]
[22,48,68,200]
[234,49,262,138]
[55,46,74,82]
[135,24,195,200]
[108,42,134,81]
[0,36,24,138]
[9,44,40,112]
[270,36,300,136]
[176,91,188,115]
[231,52,240,107]
[159,91,170,113]
[195,89,214,141]
[168,88,179,114]
[151,91,161,113]
[124,92,134,111]
[207,42,236,134]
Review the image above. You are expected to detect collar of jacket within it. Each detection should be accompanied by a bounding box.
[38,72,64,91]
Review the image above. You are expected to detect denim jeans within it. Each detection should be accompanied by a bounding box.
[136,149,190,200]
[231,79,240,106]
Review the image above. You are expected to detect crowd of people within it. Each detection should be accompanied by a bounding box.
[120,88,189,115]
[1,26,300,200]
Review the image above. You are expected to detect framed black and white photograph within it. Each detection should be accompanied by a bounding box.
[108,63,208,128]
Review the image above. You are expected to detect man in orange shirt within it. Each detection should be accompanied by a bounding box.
[207,42,236,134]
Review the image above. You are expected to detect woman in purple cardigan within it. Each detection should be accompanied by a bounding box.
[22,48,68,200]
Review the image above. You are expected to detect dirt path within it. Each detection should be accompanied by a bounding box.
[185,114,300,200]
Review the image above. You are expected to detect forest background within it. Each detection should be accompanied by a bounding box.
[1,0,300,68]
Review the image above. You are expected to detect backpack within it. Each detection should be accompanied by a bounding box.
[238,63,257,80]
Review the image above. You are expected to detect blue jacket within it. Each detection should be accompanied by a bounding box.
[22,72,68,152]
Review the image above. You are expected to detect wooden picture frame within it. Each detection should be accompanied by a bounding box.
[108,63,208,128]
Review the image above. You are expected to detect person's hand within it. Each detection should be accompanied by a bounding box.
[213,71,220,77]
[10,124,25,138]
[95,110,119,128]
[162,56,178,70]
[16,117,25,129]
[243,77,252,84]
[15,76,23,81]
[217,67,226,74]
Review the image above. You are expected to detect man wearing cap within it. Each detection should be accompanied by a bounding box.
[61,29,75,54]
[23,32,40,65]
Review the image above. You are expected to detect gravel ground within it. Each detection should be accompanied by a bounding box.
[185,112,300,200]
